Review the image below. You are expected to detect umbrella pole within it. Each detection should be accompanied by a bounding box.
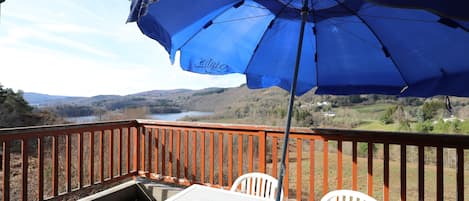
[275,1,309,201]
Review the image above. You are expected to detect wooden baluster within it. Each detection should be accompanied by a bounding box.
[368,142,373,196]
[337,140,343,189]
[309,139,315,201]
[296,139,302,201]
[384,143,390,201]
[52,135,58,196]
[400,145,407,201]
[22,138,28,201]
[323,140,328,195]
[3,140,10,201]
[89,132,94,184]
[38,137,44,201]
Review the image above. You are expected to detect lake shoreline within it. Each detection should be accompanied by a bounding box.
[65,111,214,123]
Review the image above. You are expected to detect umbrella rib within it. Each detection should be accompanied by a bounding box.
[329,0,410,89]
[176,1,242,53]
[309,1,320,90]
[213,14,274,25]
[242,0,296,74]
[243,4,270,10]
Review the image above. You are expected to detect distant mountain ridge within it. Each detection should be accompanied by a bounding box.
[23,92,84,105]
[23,87,228,108]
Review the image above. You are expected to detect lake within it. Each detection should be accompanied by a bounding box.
[65,111,213,123]
[147,111,213,121]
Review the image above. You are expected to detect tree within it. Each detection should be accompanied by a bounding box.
[419,101,445,121]
[0,83,60,128]
[349,95,364,104]
[415,120,434,133]
[380,106,397,124]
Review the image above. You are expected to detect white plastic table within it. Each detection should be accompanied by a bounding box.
[165,184,272,201]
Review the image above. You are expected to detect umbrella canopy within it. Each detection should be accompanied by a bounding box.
[128,1,469,200]
[128,0,469,98]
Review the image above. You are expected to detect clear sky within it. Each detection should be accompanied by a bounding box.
[0,0,245,97]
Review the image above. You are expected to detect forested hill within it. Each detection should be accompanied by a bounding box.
[0,85,63,128]
[21,84,469,133]
[173,85,469,134]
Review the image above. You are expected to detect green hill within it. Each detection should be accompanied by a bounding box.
[23,84,469,134]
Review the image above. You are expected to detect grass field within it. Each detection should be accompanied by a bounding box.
[356,120,401,131]
[266,150,469,201]
[351,103,392,114]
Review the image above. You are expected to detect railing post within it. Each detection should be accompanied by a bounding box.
[155,128,160,176]
[248,135,253,173]
[418,146,424,201]
[368,142,373,196]
[296,138,302,201]
[209,132,214,184]
[110,129,114,179]
[218,132,223,186]
[352,141,358,190]
[148,128,153,177]
[89,132,94,184]
[384,143,390,201]
[184,130,189,180]
[52,135,58,196]
[228,133,233,187]
[337,140,343,190]
[67,134,72,191]
[79,132,84,187]
[237,135,243,178]
[176,130,181,180]
[200,131,206,183]
[2,140,10,201]
[309,139,315,201]
[118,128,122,177]
[258,131,266,173]
[272,137,278,178]
[436,146,443,201]
[21,138,28,201]
[400,145,407,201]
[132,127,138,173]
[323,139,329,195]
[191,131,196,181]
[169,129,174,178]
[457,146,464,201]
[100,131,104,183]
[140,127,146,176]
[37,137,44,201]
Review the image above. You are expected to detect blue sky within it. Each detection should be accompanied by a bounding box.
[0,0,245,97]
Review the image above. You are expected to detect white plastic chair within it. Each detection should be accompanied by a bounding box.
[230,172,283,200]
[320,190,377,201]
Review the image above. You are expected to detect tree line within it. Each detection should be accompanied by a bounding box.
[0,84,63,128]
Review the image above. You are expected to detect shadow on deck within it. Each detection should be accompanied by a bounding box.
[78,179,184,201]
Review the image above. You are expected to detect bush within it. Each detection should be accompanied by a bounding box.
[415,121,434,133]
[380,106,397,124]
[458,121,469,134]
[398,120,411,131]
[420,101,445,121]
[358,143,377,157]
[0,84,61,128]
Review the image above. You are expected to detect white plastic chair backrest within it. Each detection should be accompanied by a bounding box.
[230,172,283,200]
[320,190,377,201]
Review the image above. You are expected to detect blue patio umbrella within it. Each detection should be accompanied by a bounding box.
[127,0,469,200]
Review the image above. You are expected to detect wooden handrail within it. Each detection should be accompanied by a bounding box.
[0,120,468,201]
[0,120,137,138]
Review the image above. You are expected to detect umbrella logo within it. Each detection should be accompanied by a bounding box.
[196,58,230,74]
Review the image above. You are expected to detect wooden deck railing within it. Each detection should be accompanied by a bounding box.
[0,120,139,201]
[1,120,468,200]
